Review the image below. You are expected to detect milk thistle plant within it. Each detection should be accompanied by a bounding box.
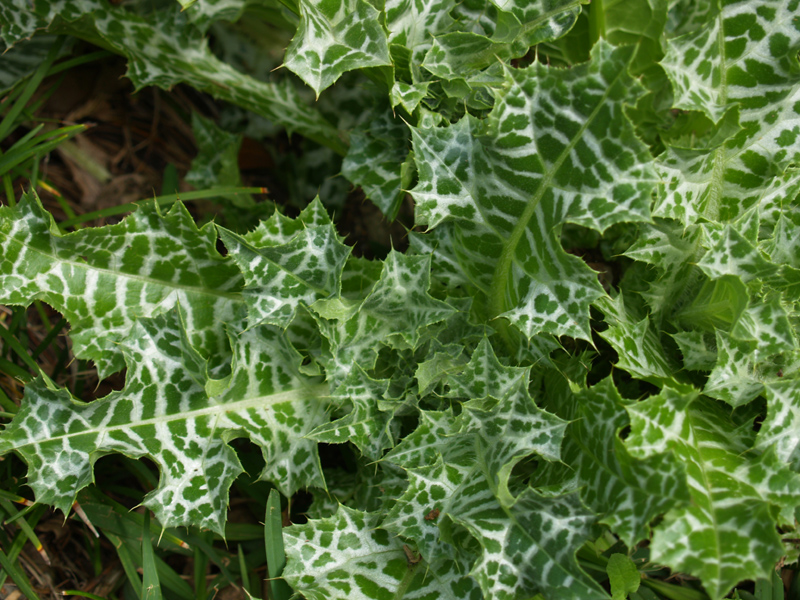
[1,1,800,599]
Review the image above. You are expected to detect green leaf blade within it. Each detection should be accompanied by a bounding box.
[284,0,392,96]
[0,309,330,533]
[411,41,657,340]
[0,191,243,377]
[627,387,800,599]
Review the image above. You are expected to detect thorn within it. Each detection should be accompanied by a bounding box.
[72,501,100,537]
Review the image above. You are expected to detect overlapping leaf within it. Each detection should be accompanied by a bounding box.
[4,1,800,598]
[422,0,583,82]
[219,198,351,329]
[560,378,689,545]
[411,41,656,340]
[386,0,457,79]
[757,379,800,470]
[451,479,606,600]
[0,0,346,153]
[656,0,800,223]
[341,107,411,219]
[595,294,677,385]
[284,505,481,600]
[307,366,394,460]
[311,251,454,386]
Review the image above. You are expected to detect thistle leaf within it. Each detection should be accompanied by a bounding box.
[627,386,800,599]
[411,41,656,340]
[656,0,800,224]
[284,0,392,96]
[0,191,243,378]
[0,0,346,152]
[219,199,351,329]
[0,309,329,533]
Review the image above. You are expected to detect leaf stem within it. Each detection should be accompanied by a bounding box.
[589,0,606,45]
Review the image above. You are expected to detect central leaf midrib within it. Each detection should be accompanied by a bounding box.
[2,232,243,302]
[703,15,729,221]
[489,60,629,320]
[16,382,330,446]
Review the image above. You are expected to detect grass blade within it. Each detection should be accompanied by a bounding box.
[62,591,111,600]
[264,489,292,600]
[106,531,143,597]
[193,543,208,600]
[59,186,268,229]
[142,510,162,600]
[0,37,64,142]
[237,544,259,599]
[0,542,41,600]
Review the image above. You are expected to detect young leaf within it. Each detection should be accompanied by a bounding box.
[307,365,394,460]
[456,376,567,500]
[219,198,351,329]
[386,0,457,79]
[563,378,690,546]
[312,251,455,386]
[607,553,640,600]
[284,0,392,96]
[341,107,411,219]
[185,113,251,207]
[451,479,607,600]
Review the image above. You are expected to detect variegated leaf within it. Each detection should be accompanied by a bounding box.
[456,376,567,501]
[422,0,583,81]
[341,107,411,219]
[311,251,455,386]
[0,309,329,534]
[411,41,656,340]
[656,1,800,224]
[219,199,351,329]
[284,505,482,600]
[0,0,346,153]
[307,365,394,460]
[757,379,800,471]
[564,378,690,545]
[0,192,242,378]
[386,0,457,78]
[185,112,251,206]
[595,295,677,385]
[451,477,607,600]
[627,386,800,599]
[284,0,392,96]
